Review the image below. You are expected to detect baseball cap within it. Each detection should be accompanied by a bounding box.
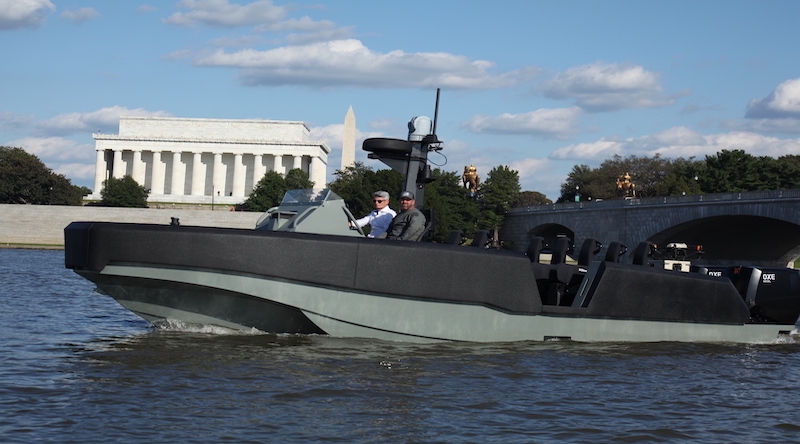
[399,191,415,200]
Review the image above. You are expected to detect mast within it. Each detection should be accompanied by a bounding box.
[361,89,443,209]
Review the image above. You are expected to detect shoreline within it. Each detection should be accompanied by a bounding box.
[1,243,64,250]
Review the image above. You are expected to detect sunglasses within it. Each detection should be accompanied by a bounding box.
[373,199,384,203]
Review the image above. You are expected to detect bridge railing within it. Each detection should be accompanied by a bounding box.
[509,189,800,214]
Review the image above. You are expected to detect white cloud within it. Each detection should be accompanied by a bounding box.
[195,39,538,89]
[729,118,800,134]
[54,162,97,182]
[309,122,384,182]
[0,0,55,30]
[544,62,675,112]
[549,138,623,160]
[367,118,396,131]
[461,107,583,138]
[283,25,354,46]
[164,0,287,28]
[0,112,34,130]
[310,122,382,155]
[209,34,267,48]
[164,0,349,44]
[550,126,800,161]
[36,106,172,136]
[507,157,566,196]
[6,136,94,163]
[60,7,99,23]
[745,78,800,119]
[508,157,550,178]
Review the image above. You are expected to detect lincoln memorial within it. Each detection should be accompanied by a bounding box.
[89,116,330,204]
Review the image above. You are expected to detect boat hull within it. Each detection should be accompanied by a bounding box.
[81,262,793,343]
[65,221,799,343]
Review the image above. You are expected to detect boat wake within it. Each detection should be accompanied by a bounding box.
[771,328,800,344]
[152,318,266,336]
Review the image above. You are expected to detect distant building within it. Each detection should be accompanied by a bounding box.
[89,116,330,203]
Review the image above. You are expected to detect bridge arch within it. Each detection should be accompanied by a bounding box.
[648,215,800,265]
[502,190,800,267]
[527,223,574,251]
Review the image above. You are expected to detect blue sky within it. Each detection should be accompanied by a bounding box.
[2,0,800,200]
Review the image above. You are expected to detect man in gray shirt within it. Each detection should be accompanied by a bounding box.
[386,191,427,241]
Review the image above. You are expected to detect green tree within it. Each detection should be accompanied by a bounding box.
[654,157,704,196]
[284,168,315,190]
[477,165,520,243]
[328,163,492,242]
[701,150,763,193]
[558,149,800,202]
[514,191,552,207]
[240,170,288,212]
[423,168,480,241]
[558,164,593,202]
[328,162,403,218]
[100,175,148,208]
[0,146,86,205]
[775,155,800,189]
[559,154,707,201]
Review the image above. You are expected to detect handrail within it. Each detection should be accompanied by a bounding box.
[509,189,800,214]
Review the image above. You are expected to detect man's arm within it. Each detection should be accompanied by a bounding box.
[352,212,373,228]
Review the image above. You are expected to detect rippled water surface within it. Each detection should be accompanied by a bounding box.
[2,248,800,443]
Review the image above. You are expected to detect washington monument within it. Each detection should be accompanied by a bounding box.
[341,106,356,170]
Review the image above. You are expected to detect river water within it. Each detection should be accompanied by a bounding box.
[2,248,800,443]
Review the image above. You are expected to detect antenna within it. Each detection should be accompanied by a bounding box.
[432,88,440,137]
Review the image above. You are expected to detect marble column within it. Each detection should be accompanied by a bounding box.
[212,152,225,197]
[151,151,165,194]
[253,154,265,186]
[273,154,283,175]
[310,155,326,188]
[292,155,302,170]
[131,150,144,185]
[170,151,184,195]
[111,149,124,178]
[232,153,245,197]
[191,152,205,196]
[93,149,107,192]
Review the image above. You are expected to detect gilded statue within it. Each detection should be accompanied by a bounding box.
[462,165,480,194]
[616,172,636,197]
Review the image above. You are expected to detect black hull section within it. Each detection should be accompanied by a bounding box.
[64,221,800,334]
[65,222,542,314]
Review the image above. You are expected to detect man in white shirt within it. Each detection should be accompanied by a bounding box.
[350,191,397,238]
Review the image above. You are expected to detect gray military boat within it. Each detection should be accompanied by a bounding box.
[64,92,800,343]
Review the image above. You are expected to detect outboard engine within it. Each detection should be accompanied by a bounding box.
[697,265,800,324]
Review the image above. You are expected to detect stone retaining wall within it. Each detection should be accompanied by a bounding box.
[0,204,261,247]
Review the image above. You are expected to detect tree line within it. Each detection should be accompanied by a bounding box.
[0,147,90,205]
[558,150,800,202]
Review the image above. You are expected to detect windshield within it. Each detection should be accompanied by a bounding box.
[279,188,344,206]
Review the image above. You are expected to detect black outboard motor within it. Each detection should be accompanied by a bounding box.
[696,265,800,324]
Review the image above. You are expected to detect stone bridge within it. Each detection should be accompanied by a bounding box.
[500,190,800,267]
